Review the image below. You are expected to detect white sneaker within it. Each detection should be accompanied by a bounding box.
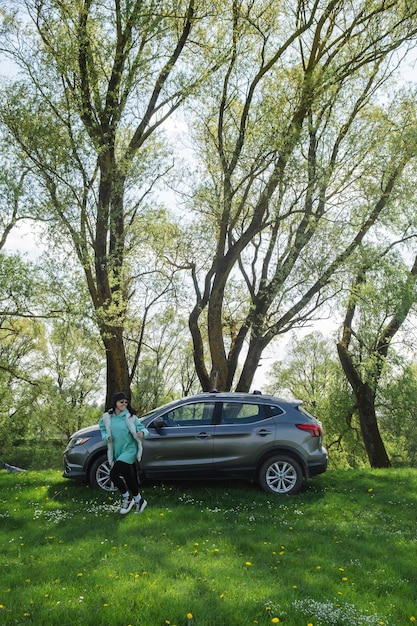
[135,498,147,514]
[120,498,134,514]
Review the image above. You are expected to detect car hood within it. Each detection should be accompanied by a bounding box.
[70,424,100,438]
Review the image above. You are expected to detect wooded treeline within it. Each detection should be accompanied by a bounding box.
[0,0,416,469]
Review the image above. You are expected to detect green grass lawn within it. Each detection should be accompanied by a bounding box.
[1,468,416,626]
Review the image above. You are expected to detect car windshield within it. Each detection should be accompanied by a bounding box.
[138,408,158,422]
[138,399,180,422]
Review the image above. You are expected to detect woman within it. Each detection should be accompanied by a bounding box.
[99,392,149,514]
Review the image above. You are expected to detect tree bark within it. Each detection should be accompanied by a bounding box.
[103,331,131,405]
[355,382,391,468]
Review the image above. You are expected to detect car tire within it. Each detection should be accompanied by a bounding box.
[258,455,303,495]
[89,456,117,492]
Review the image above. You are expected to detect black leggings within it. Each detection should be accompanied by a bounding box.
[110,460,140,497]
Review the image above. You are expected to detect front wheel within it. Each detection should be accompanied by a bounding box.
[89,456,117,492]
[258,455,303,495]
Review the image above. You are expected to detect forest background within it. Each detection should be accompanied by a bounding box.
[1,0,417,473]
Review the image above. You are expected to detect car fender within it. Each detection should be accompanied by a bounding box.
[254,445,309,478]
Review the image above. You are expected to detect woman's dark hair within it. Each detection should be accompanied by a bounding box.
[108,392,137,415]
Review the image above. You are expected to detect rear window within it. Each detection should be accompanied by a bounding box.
[220,402,269,424]
[267,404,285,417]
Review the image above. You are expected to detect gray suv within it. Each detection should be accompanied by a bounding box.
[63,391,327,495]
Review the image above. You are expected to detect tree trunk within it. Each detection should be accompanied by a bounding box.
[188,306,210,391]
[355,382,391,468]
[337,342,391,468]
[102,330,131,407]
[235,335,267,392]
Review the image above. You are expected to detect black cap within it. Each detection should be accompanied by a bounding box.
[112,392,128,407]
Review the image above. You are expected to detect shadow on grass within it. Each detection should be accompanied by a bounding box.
[51,472,328,504]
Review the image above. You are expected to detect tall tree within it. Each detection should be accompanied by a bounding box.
[337,251,417,467]
[0,0,221,403]
[180,0,417,391]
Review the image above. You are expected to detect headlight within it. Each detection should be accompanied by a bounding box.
[68,436,91,448]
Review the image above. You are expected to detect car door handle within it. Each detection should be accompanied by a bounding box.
[196,432,212,439]
[257,429,272,437]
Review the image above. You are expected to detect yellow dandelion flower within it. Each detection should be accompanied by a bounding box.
[271,618,280,624]
[77,573,83,577]
[0,605,4,609]
[342,577,348,581]
[245,561,252,566]
[187,613,193,619]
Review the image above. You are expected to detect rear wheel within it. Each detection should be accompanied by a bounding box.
[89,456,116,492]
[258,455,303,495]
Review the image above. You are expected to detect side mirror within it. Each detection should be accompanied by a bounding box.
[151,416,165,430]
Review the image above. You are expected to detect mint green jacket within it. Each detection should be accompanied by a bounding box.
[99,410,149,465]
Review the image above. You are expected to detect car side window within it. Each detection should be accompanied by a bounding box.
[267,404,284,417]
[162,402,216,426]
[221,402,267,424]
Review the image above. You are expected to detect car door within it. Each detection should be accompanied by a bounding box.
[142,401,218,478]
[212,401,278,472]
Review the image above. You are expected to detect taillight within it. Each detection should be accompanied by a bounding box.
[296,423,323,437]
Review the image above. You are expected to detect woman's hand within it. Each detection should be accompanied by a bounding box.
[108,436,113,442]
[136,431,144,438]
